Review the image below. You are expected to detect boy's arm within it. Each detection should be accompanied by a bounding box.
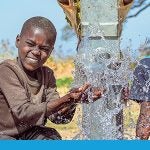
[48,103,77,124]
[47,82,103,124]
[44,68,77,124]
[46,89,77,124]
[129,64,150,139]
[45,88,76,124]
[45,71,90,124]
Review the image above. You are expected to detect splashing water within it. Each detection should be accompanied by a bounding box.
[73,24,137,139]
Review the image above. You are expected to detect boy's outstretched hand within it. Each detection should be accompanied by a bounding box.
[69,83,105,104]
[68,83,90,103]
[92,87,106,100]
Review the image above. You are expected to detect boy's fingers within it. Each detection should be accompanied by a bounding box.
[93,90,102,97]
[79,83,90,92]
[93,88,106,94]
[92,95,100,100]
[57,106,70,115]
[92,93,103,101]
[70,88,80,93]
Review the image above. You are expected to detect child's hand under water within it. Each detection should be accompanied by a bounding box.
[69,83,106,104]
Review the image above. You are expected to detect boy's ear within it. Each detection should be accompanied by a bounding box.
[15,34,20,48]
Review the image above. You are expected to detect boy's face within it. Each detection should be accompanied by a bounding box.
[16,27,54,71]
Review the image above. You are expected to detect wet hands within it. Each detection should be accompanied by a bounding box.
[92,87,106,100]
[69,83,105,104]
[68,83,90,103]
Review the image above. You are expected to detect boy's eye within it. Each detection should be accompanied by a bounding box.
[40,47,50,52]
[26,41,35,47]
[43,48,49,52]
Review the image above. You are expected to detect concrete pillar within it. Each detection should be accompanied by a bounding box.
[75,0,123,139]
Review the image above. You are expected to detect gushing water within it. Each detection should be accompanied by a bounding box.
[73,24,136,139]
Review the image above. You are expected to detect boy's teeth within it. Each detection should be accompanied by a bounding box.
[27,57,38,63]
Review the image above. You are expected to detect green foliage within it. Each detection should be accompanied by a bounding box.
[56,77,73,88]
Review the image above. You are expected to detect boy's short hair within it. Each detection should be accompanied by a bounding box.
[20,16,57,45]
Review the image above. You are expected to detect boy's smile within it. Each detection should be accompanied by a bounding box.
[16,27,54,71]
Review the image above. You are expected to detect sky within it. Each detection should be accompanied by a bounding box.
[0,0,150,58]
[121,4,150,54]
[0,0,67,55]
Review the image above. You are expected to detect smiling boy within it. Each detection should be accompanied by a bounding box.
[0,16,102,140]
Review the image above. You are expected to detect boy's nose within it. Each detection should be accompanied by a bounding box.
[32,47,41,56]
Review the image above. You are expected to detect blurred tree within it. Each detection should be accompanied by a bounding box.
[61,24,76,41]
[127,0,150,19]
[0,40,15,61]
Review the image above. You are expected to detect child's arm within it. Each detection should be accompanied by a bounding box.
[0,64,87,127]
[46,84,90,124]
[47,85,104,124]
[136,101,150,140]
[48,103,77,124]
[129,62,150,139]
